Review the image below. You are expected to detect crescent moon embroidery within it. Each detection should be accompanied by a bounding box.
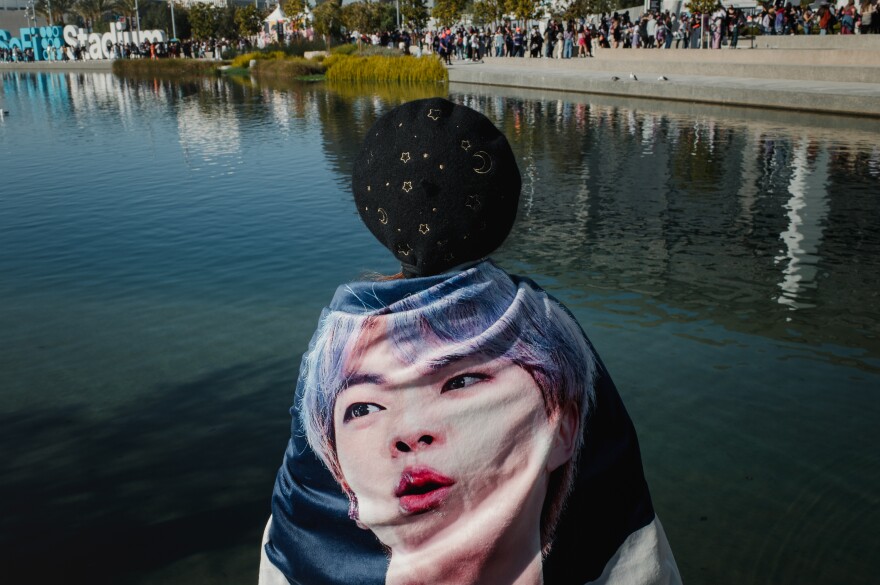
[472,151,492,174]
[377,208,388,224]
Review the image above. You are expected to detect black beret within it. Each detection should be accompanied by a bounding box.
[352,98,521,278]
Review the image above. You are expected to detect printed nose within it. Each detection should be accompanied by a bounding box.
[393,433,436,454]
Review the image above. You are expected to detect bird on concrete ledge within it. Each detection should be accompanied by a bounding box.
[658,76,668,81]
[630,72,638,81]
[611,76,621,81]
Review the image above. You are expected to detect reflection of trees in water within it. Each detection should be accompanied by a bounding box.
[437,94,880,363]
[16,72,876,362]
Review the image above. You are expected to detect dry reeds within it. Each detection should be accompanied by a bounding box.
[251,57,326,79]
[324,54,448,84]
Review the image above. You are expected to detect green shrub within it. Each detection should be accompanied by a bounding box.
[321,53,349,70]
[330,43,358,55]
[325,54,447,84]
[230,50,288,68]
[356,45,401,56]
[252,57,326,78]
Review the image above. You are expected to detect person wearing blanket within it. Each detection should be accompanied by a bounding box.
[260,98,681,585]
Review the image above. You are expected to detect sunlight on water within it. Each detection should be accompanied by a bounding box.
[1,72,878,585]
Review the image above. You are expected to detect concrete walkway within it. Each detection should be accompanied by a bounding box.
[447,47,880,118]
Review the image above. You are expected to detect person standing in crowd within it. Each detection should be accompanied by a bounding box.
[803,7,815,33]
[513,27,524,57]
[841,0,858,33]
[727,6,743,47]
[655,16,668,49]
[530,26,543,58]
[439,31,452,65]
[861,0,878,34]
[563,24,574,58]
[610,15,621,48]
[711,4,726,48]
[544,24,553,57]
[774,6,785,34]
[818,4,834,34]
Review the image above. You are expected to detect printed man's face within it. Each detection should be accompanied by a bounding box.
[333,328,565,553]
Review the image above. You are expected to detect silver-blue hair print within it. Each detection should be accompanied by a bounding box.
[299,262,596,489]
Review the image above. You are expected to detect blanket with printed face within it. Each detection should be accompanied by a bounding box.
[261,260,680,585]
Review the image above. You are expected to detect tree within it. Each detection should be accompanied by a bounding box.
[189,2,219,39]
[114,0,140,27]
[312,0,342,45]
[431,0,466,27]
[35,0,77,25]
[562,0,615,21]
[235,4,263,38]
[507,0,543,23]
[216,5,239,39]
[400,0,428,30]
[341,1,379,35]
[470,0,506,27]
[376,1,396,31]
[283,0,307,17]
[74,0,116,31]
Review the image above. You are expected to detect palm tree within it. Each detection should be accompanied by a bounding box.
[114,0,140,31]
[73,0,116,30]
[35,0,78,25]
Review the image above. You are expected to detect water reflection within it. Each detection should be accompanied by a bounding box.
[1,72,879,585]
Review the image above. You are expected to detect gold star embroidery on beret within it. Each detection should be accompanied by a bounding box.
[419,224,430,235]
[427,108,440,121]
[397,243,413,256]
[465,195,481,210]
[402,181,413,193]
[460,140,471,151]
[401,152,411,163]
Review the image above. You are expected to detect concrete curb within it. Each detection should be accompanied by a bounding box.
[447,60,880,118]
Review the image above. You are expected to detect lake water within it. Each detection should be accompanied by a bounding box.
[1,71,878,585]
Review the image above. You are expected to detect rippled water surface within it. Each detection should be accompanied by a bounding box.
[1,72,878,585]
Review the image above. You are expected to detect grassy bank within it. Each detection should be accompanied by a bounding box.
[112,49,448,86]
[112,59,219,77]
[325,54,447,84]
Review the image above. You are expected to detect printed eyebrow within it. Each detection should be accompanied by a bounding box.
[422,353,473,374]
[344,372,386,389]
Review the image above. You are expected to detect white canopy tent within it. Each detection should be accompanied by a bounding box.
[264,5,289,25]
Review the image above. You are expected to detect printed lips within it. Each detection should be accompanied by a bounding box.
[395,467,455,514]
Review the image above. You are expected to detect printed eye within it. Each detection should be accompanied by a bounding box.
[343,402,385,422]
[441,373,489,393]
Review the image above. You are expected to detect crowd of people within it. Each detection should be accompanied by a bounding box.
[352,1,878,61]
[3,1,877,64]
